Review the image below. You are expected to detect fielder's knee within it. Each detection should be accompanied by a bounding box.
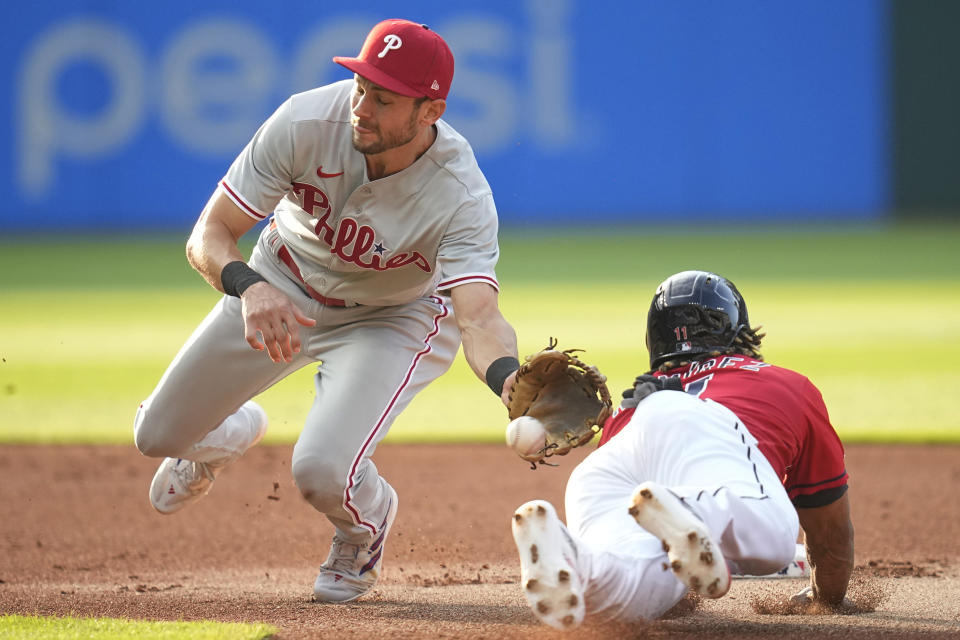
[133,400,188,458]
[291,454,351,514]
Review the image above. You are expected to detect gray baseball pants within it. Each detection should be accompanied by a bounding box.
[134,224,461,539]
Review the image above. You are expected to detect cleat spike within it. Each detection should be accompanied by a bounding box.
[512,500,585,630]
[514,513,523,523]
[629,482,729,600]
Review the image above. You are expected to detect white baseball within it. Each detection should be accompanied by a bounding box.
[505,416,546,457]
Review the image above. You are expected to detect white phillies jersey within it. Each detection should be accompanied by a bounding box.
[220,79,500,306]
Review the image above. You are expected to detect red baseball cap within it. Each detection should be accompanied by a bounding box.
[333,19,454,100]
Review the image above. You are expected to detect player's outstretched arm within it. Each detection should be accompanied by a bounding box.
[795,491,855,608]
[186,188,315,363]
[449,282,518,407]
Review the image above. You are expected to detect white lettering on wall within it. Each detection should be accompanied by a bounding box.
[440,18,519,149]
[291,18,373,93]
[528,0,576,146]
[14,10,579,198]
[17,19,146,197]
[159,19,279,154]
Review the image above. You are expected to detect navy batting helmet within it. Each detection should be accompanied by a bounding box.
[646,270,748,369]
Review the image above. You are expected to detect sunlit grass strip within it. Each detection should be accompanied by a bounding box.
[1,226,958,445]
[0,280,958,445]
[0,614,276,639]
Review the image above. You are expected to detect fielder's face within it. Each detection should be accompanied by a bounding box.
[350,75,429,155]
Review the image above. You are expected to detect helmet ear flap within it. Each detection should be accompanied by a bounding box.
[725,280,749,328]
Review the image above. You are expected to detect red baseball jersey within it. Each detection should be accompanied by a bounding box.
[599,356,848,508]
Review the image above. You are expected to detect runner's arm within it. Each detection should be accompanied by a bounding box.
[797,491,855,605]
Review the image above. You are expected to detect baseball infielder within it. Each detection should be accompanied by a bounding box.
[511,271,855,628]
[134,19,523,603]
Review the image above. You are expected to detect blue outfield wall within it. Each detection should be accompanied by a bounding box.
[1,0,889,231]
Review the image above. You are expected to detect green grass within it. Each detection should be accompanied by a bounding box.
[0,614,275,639]
[1,223,959,444]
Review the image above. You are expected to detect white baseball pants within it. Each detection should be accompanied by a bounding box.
[564,390,799,621]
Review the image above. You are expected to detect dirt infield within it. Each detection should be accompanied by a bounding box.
[1,443,958,638]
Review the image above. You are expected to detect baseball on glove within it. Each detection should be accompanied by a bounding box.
[505,338,612,468]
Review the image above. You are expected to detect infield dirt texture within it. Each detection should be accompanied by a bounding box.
[1,442,958,638]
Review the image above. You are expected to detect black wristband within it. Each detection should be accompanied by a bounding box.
[485,356,520,397]
[220,261,267,297]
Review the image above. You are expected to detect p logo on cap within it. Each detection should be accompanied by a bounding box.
[378,34,403,58]
[333,19,454,100]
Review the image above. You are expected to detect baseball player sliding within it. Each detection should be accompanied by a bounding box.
[134,19,524,603]
[509,271,855,629]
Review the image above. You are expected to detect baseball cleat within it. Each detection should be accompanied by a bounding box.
[149,457,218,514]
[628,481,730,599]
[511,500,585,631]
[313,484,399,603]
[149,401,268,515]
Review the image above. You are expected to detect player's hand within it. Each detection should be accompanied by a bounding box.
[790,586,816,609]
[620,374,683,409]
[500,369,518,408]
[240,281,316,363]
[789,586,856,614]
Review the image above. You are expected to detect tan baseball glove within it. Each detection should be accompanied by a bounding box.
[506,339,613,467]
